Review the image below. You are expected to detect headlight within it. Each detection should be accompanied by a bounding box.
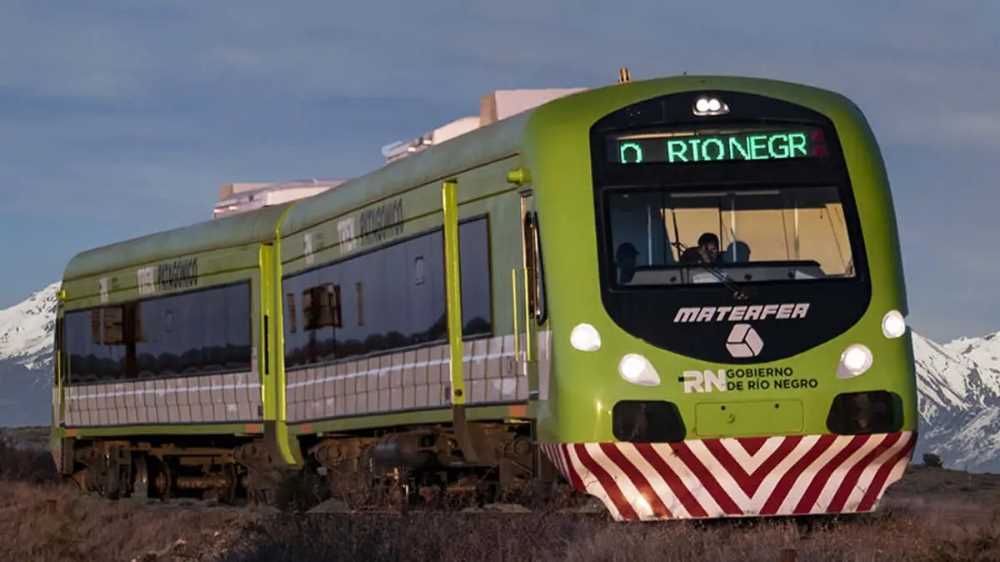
[618,354,661,386]
[882,310,906,339]
[693,96,730,116]
[570,323,602,352]
[837,344,873,379]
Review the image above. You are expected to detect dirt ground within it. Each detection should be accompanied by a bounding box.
[1,432,997,562]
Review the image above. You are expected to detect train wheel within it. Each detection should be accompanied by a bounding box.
[132,455,150,499]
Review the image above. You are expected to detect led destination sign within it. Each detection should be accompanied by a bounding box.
[612,128,827,165]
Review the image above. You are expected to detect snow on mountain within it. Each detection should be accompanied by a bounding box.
[913,330,1000,472]
[0,282,59,370]
[912,333,971,420]
[944,331,1000,386]
[0,282,998,470]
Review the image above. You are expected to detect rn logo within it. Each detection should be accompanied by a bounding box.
[681,370,728,394]
[726,323,763,358]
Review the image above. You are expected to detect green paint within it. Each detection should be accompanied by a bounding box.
[441,179,467,406]
[293,404,532,435]
[66,423,263,438]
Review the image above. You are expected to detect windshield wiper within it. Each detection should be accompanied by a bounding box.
[672,241,749,302]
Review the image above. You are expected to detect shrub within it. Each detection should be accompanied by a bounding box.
[923,453,944,468]
[0,437,57,482]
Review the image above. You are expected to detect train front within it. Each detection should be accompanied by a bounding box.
[526,77,917,521]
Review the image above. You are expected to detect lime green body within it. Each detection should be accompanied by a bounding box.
[523,77,915,444]
[51,76,915,472]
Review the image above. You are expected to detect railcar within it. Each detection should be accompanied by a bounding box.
[51,76,916,519]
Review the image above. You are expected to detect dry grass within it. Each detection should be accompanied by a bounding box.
[0,443,245,561]
[0,434,58,483]
[0,426,51,451]
[0,482,244,561]
[0,443,997,562]
[223,507,1000,562]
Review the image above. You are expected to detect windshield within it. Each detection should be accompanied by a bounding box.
[607,186,855,287]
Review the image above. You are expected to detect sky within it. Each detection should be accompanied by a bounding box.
[0,1,997,342]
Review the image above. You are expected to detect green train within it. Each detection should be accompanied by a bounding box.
[51,76,916,519]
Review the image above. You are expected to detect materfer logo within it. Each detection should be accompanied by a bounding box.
[726,323,763,358]
[673,303,810,323]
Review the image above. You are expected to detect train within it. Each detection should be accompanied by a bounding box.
[50,75,917,520]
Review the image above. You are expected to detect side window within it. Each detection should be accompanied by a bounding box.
[65,303,138,383]
[66,308,125,383]
[64,282,253,384]
[281,219,493,370]
[283,229,447,368]
[135,283,251,378]
[459,218,493,335]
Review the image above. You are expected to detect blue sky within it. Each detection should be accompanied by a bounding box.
[1,1,997,342]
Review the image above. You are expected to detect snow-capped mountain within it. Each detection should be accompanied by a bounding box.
[0,283,60,425]
[914,331,1000,472]
[0,282,998,469]
[0,282,59,371]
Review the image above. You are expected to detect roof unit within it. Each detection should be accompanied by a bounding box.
[381,88,586,164]
[213,179,348,219]
[479,88,586,126]
[381,116,480,164]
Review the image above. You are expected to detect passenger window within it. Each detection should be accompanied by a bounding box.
[65,282,253,384]
[460,218,493,334]
[281,218,493,369]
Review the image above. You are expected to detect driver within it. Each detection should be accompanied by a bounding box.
[681,232,720,264]
[615,242,639,283]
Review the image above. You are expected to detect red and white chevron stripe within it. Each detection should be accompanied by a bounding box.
[540,431,915,521]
